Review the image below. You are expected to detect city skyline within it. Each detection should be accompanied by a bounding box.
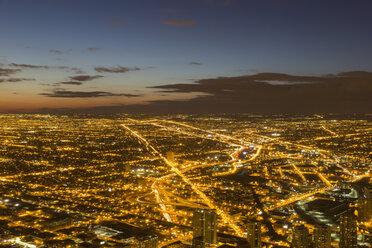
[0,1,371,247]
[0,114,370,247]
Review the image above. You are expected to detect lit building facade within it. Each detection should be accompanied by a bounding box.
[358,187,372,223]
[313,225,331,248]
[292,225,311,248]
[246,221,261,248]
[192,209,217,247]
[339,213,357,248]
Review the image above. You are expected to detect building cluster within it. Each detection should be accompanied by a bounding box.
[292,212,358,248]
[190,208,262,248]
[0,114,371,247]
[190,207,370,248]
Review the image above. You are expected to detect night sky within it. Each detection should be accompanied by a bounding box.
[0,0,371,113]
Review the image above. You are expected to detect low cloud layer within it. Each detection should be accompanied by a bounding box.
[8,63,84,74]
[40,90,142,98]
[9,63,50,69]
[142,71,372,114]
[0,65,29,82]
[94,66,141,73]
[0,78,35,83]
[0,68,19,77]
[13,71,372,114]
[55,81,83,86]
[70,75,103,81]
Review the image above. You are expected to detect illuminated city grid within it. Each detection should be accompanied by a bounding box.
[0,114,371,247]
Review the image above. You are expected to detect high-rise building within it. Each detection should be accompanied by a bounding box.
[137,235,158,248]
[358,187,372,223]
[192,209,217,248]
[292,225,311,248]
[339,212,357,248]
[313,225,331,248]
[192,236,206,248]
[246,221,261,248]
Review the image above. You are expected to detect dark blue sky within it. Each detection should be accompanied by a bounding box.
[0,0,371,112]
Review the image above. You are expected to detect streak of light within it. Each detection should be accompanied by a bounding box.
[121,123,245,237]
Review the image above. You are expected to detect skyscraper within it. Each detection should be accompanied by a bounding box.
[292,225,311,248]
[339,212,357,248]
[192,236,206,248]
[358,187,372,223]
[313,225,331,248]
[192,209,217,248]
[246,221,261,248]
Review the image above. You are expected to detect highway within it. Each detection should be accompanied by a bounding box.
[121,123,246,237]
[121,118,369,245]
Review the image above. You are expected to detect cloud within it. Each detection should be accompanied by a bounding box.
[40,90,141,98]
[8,63,85,74]
[55,81,83,86]
[112,19,124,25]
[49,49,64,54]
[70,75,103,81]
[68,68,86,74]
[87,47,101,52]
[189,61,203,65]
[143,71,372,114]
[163,20,196,26]
[94,66,141,73]
[0,68,20,76]
[0,78,35,83]
[25,71,372,115]
[9,63,50,69]
[51,66,85,74]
